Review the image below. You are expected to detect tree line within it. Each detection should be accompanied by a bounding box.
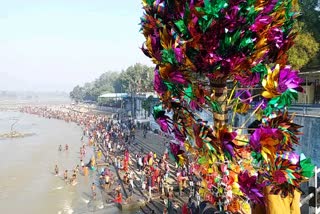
[70,1,320,102]
[69,63,154,102]
[288,0,320,69]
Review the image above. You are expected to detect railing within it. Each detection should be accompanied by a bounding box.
[290,105,320,117]
[300,166,320,214]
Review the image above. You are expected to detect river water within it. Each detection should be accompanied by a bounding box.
[0,111,120,214]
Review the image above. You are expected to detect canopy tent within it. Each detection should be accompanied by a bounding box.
[98,93,129,99]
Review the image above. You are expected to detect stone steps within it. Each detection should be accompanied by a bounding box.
[96,129,189,213]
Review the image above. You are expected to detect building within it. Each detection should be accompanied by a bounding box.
[98,92,159,118]
[298,69,320,104]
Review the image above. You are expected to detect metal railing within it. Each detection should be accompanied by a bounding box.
[289,105,320,117]
[300,166,320,214]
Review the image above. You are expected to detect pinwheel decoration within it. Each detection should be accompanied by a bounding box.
[140,0,314,212]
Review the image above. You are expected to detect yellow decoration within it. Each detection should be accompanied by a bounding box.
[262,64,281,99]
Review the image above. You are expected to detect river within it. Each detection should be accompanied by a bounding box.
[0,111,120,214]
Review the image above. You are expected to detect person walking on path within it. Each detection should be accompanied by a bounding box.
[160,174,165,196]
[114,191,122,204]
[138,154,143,172]
[177,172,187,196]
[123,149,129,172]
[97,149,102,160]
[104,174,111,190]
[129,171,135,187]
[147,174,152,202]
[127,182,134,202]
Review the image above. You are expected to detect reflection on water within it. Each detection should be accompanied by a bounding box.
[0,111,120,214]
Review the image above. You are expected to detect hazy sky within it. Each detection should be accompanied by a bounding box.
[0,0,152,92]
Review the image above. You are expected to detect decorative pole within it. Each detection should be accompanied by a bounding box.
[210,79,228,130]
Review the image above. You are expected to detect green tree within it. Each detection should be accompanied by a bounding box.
[288,30,320,69]
[141,95,154,118]
[117,63,154,118]
[69,64,154,103]
[289,0,320,68]
[118,63,154,93]
[69,85,85,101]
[299,0,320,41]
[113,70,125,93]
[82,82,96,101]
[78,71,121,101]
[93,71,120,94]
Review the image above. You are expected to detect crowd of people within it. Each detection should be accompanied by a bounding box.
[21,105,209,214]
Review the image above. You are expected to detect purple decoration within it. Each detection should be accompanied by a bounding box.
[189,100,200,111]
[250,127,283,152]
[250,128,262,152]
[156,115,171,133]
[235,72,260,86]
[263,0,278,14]
[168,71,189,85]
[154,68,167,95]
[220,130,237,157]
[173,126,186,142]
[268,27,284,49]
[235,90,252,104]
[273,170,287,184]
[238,171,264,204]
[173,47,184,63]
[254,99,268,110]
[250,15,272,32]
[277,66,303,93]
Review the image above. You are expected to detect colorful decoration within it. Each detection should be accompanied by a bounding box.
[140,0,314,212]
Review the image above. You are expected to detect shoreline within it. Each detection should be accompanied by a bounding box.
[18,104,190,214]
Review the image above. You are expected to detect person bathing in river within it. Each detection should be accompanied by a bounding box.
[72,170,77,179]
[64,170,68,182]
[58,145,62,151]
[65,144,69,151]
[54,165,59,175]
[70,170,77,185]
[80,147,83,157]
[80,159,84,170]
[75,165,80,174]
[91,183,96,200]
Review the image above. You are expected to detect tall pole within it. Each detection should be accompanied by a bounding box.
[210,79,228,131]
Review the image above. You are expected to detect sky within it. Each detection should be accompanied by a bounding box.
[0,0,153,92]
